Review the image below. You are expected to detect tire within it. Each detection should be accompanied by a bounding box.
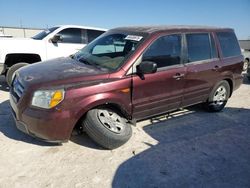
[84,108,132,149]
[204,80,230,112]
[6,63,29,86]
[243,59,249,71]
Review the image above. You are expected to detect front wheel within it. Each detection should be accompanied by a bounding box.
[84,108,132,149]
[204,80,230,112]
[6,63,29,86]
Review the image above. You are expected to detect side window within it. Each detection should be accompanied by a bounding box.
[217,32,241,58]
[186,33,211,62]
[210,34,218,58]
[57,28,82,44]
[81,29,88,44]
[87,29,105,43]
[142,34,182,68]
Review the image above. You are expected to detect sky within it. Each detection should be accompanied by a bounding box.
[0,0,249,39]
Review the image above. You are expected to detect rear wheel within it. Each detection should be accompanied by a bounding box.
[204,80,230,112]
[6,63,29,86]
[84,108,132,149]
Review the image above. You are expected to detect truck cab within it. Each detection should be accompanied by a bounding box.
[0,25,106,75]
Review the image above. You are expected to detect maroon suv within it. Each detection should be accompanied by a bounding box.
[10,26,243,149]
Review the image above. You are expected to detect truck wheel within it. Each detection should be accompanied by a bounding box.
[6,63,29,86]
[243,59,249,71]
[84,108,132,149]
[204,80,230,112]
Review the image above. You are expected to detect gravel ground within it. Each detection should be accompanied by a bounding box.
[0,75,249,188]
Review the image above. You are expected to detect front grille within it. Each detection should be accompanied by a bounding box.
[11,77,25,102]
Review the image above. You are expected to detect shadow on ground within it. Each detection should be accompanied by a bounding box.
[0,100,59,146]
[70,133,105,150]
[0,99,103,149]
[243,73,250,85]
[112,106,250,187]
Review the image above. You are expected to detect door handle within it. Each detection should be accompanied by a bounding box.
[213,65,221,71]
[173,73,185,80]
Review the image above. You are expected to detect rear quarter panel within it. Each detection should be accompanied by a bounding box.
[220,56,244,92]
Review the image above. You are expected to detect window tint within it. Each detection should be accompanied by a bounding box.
[87,29,105,43]
[217,32,241,58]
[58,28,82,44]
[186,33,211,62]
[143,35,182,68]
[32,27,59,40]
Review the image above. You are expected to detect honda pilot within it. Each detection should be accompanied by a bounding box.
[10,26,243,149]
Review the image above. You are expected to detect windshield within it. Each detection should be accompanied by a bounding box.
[73,33,144,71]
[32,27,59,40]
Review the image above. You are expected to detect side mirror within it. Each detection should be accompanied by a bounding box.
[136,61,157,80]
[50,34,62,43]
[137,61,157,74]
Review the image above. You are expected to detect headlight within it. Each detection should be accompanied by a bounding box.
[31,89,64,109]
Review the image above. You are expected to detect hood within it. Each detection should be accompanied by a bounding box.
[17,57,110,89]
[0,37,33,44]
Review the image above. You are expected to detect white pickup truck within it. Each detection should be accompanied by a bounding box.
[0,25,106,84]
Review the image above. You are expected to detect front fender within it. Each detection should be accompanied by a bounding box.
[73,92,132,121]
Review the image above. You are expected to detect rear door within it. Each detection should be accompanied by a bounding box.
[182,33,221,107]
[132,34,186,120]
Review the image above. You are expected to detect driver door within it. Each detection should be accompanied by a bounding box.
[132,34,186,120]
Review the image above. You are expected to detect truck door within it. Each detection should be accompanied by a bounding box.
[46,28,87,59]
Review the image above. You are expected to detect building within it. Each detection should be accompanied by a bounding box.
[0,26,249,51]
[239,40,250,51]
[0,26,43,38]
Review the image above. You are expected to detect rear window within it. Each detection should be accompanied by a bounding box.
[87,29,105,43]
[217,32,241,58]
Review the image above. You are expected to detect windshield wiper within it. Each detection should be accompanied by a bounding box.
[74,55,107,70]
[78,57,94,65]
[77,56,104,69]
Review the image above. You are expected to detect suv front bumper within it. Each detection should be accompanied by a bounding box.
[9,91,75,143]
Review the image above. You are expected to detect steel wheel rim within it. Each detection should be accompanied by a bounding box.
[213,85,227,106]
[97,110,125,134]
